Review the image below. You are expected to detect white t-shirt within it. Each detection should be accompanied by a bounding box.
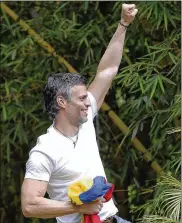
[25,91,118,223]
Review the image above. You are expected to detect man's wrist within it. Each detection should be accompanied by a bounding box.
[119,21,128,28]
[74,204,80,213]
[120,18,130,27]
[68,201,80,213]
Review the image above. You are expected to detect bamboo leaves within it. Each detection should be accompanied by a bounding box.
[139,176,181,223]
[147,75,175,99]
[138,1,180,31]
[2,104,7,121]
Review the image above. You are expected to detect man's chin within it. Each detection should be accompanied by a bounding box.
[80,117,88,124]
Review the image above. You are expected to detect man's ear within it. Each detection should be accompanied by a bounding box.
[56,95,67,108]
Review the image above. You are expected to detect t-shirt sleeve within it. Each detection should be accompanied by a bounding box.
[25,151,54,182]
[87,91,97,119]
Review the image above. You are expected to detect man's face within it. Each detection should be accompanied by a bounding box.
[65,85,91,125]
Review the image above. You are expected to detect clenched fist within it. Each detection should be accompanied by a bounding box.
[121,3,138,26]
[77,198,105,215]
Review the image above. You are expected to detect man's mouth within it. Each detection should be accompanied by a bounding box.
[81,109,88,115]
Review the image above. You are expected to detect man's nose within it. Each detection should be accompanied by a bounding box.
[85,97,91,107]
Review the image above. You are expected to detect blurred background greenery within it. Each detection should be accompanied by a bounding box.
[0,1,181,223]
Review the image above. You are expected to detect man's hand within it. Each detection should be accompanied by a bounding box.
[77,198,105,215]
[121,3,138,26]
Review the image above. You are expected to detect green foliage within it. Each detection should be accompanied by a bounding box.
[0,1,181,223]
[136,175,181,223]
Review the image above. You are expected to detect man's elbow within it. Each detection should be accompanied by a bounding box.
[97,66,118,78]
[22,204,34,218]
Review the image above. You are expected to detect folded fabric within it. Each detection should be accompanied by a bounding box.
[68,176,114,223]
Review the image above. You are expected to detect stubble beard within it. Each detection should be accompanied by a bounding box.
[79,116,88,125]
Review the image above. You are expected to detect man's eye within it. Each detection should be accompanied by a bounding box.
[80,96,87,101]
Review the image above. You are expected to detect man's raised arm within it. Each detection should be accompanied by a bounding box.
[88,3,138,110]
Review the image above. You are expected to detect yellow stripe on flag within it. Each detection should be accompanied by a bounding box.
[68,177,93,205]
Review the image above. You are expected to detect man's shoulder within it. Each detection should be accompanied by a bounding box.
[29,125,59,157]
[36,126,53,146]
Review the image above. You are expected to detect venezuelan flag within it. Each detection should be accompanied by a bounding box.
[68,176,114,223]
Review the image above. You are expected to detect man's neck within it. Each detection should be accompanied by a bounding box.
[54,116,79,137]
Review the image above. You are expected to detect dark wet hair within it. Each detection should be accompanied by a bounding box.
[44,73,87,120]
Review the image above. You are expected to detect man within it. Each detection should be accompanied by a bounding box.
[21,3,138,223]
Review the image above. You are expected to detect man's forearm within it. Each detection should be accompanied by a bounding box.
[23,197,78,219]
[97,21,127,76]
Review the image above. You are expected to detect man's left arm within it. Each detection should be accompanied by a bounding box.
[88,3,138,110]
